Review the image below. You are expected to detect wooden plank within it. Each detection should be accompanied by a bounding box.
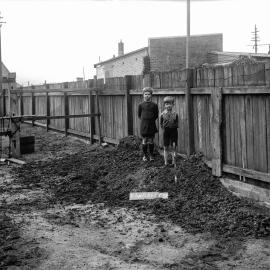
[7,158,26,165]
[64,92,69,136]
[193,95,199,152]
[211,87,222,177]
[95,90,102,145]
[223,95,231,164]
[46,92,50,131]
[223,86,270,94]
[185,68,195,156]
[13,87,92,94]
[258,96,267,172]
[143,74,151,88]
[191,88,212,94]
[109,96,113,138]
[245,95,255,170]
[229,95,236,166]
[234,96,241,167]
[31,92,35,126]
[214,66,224,87]
[201,96,206,155]
[203,159,270,184]
[203,96,209,157]
[223,66,233,87]
[131,88,186,95]
[206,95,212,159]
[197,97,203,151]
[252,96,260,171]
[125,75,133,136]
[222,164,270,184]
[239,96,247,178]
[266,97,270,173]
[208,67,215,87]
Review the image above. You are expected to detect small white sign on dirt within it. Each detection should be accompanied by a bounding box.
[129,192,168,200]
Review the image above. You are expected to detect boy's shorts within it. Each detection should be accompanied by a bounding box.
[163,128,178,147]
[142,135,155,143]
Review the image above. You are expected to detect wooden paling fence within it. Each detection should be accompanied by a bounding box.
[4,62,270,184]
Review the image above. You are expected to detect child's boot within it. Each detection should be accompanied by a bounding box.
[149,143,154,161]
[142,144,148,161]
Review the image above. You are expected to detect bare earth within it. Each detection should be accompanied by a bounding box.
[0,125,270,270]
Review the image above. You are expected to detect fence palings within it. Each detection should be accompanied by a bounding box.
[10,63,270,184]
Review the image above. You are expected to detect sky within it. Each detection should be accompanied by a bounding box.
[0,0,270,85]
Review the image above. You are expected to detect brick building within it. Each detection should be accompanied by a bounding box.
[94,33,223,79]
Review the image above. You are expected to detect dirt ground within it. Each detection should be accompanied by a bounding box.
[1,124,270,270]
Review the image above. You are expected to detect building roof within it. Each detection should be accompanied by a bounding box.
[209,51,270,58]
[94,47,148,67]
[148,33,223,40]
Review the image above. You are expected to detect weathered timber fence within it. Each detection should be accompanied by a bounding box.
[3,62,270,184]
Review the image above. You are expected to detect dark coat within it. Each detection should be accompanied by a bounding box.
[138,101,159,137]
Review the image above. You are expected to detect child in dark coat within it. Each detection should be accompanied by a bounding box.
[138,87,159,161]
[160,96,179,166]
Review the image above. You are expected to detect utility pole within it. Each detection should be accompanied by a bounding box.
[0,12,6,115]
[251,24,260,54]
[186,0,190,68]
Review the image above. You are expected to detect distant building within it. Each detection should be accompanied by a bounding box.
[207,51,270,65]
[94,42,148,80]
[94,33,223,80]
[1,62,17,90]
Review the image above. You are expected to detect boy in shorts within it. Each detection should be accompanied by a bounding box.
[160,96,179,166]
[138,87,159,161]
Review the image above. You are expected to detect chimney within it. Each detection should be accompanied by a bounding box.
[118,40,124,56]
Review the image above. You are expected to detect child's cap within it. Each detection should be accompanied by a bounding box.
[163,96,174,104]
[142,87,153,95]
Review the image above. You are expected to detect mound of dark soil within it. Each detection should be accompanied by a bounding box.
[14,141,270,239]
[118,135,142,151]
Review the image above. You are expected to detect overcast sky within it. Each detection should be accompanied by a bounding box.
[1,0,270,85]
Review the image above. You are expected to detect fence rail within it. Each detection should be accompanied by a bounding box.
[1,62,270,184]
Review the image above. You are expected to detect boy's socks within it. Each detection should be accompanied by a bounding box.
[149,143,154,156]
[164,149,168,165]
[142,144,148,156]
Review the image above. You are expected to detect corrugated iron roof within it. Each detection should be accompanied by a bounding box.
[94,47,148,67]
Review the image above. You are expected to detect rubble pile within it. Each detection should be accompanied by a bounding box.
[15,136,270,238]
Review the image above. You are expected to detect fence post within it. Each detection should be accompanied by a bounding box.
[143,74,151,88]
[31,91,35,126]
[211,87,222,177]
[64,92,69,136]
[95,90,102,145]
[89,90,95,144]
[125,75,133,136]
[93,76,102,145]
[186,68,195,156]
